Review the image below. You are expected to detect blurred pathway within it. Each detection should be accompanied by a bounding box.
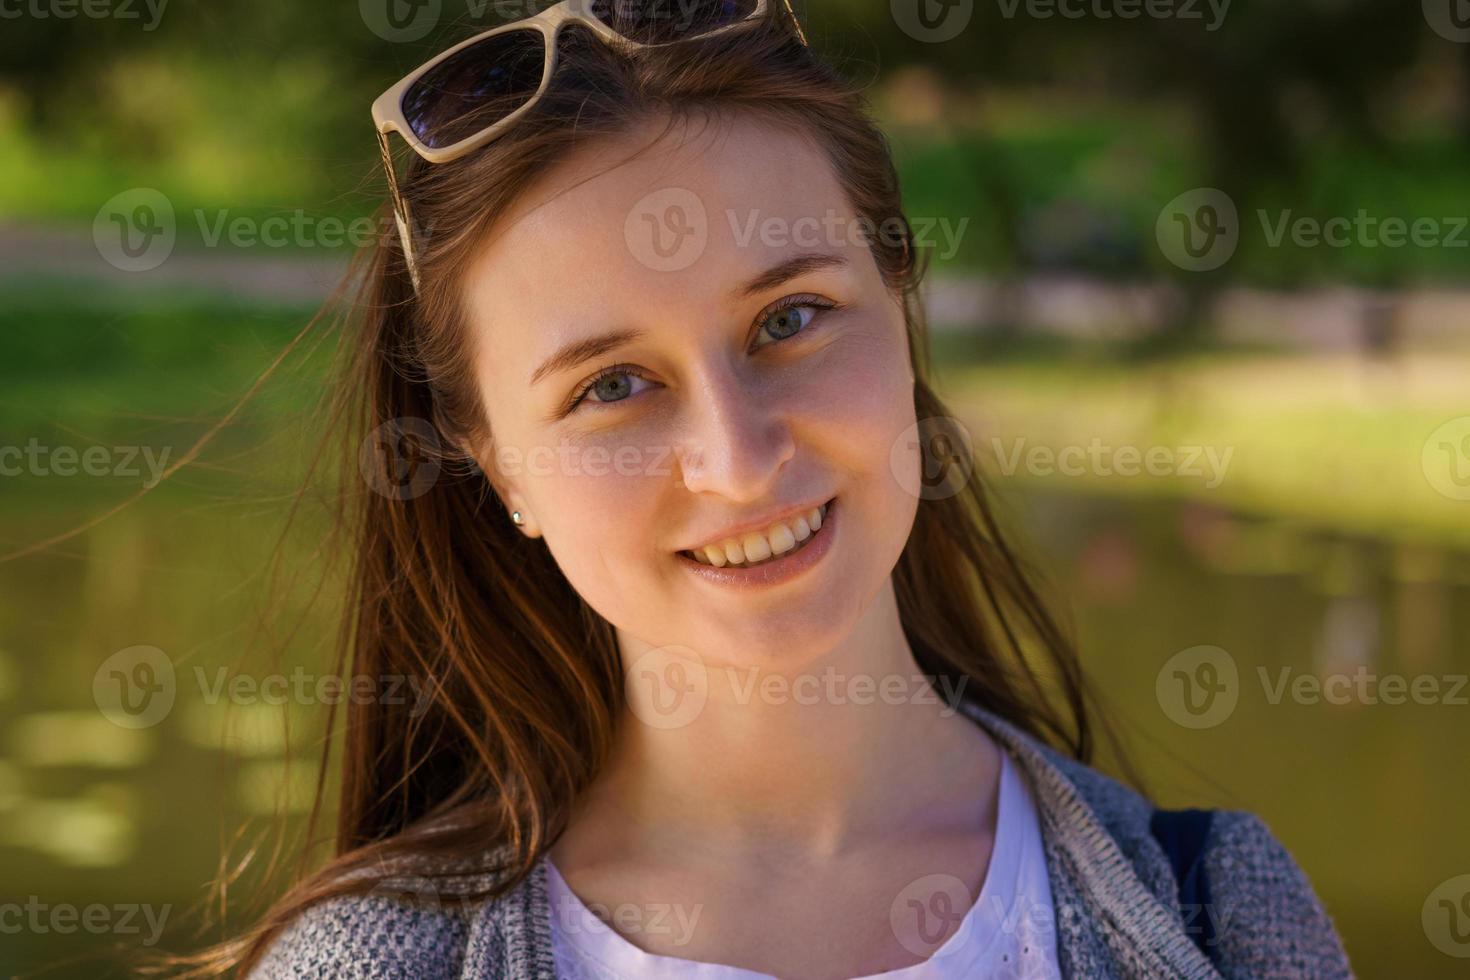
[0,221,346,306]
[5,221,1469,349]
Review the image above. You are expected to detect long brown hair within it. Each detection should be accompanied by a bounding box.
[180,10,1095,975]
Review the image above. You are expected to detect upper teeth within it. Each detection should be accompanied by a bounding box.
[689,503,828,567]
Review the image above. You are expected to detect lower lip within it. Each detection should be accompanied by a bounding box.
[677,498,838,590]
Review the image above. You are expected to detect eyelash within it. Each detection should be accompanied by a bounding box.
[563,294,840,415]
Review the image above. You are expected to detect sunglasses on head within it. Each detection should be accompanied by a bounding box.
[371,0,809,292]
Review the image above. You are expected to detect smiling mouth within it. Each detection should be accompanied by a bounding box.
[680,498,834,569]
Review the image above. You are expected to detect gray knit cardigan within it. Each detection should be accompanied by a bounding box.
[251,702,1354,978]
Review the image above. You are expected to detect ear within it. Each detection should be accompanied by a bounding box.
[468,436,542,539]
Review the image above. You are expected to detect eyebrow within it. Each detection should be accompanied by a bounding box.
[528,254,851,387]
[530,328,645,386]
[732,253,850,301]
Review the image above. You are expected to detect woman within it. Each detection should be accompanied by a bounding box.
[232,2,1352,977]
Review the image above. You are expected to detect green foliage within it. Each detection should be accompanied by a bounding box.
[1,0,1467,286]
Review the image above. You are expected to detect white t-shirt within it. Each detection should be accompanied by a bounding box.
[546,751,1062,980]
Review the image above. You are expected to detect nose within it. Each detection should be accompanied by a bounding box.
[675,365,796,502]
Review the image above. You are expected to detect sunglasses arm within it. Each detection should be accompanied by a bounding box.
[377,129,424,294]
[779,0,808,45]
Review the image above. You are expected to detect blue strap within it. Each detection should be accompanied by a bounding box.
[1149,807,1219,965]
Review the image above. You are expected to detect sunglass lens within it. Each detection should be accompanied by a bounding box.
[589,0,760,44]
[402,29,546,150]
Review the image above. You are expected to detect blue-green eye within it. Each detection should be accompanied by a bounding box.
[590,372,634,402]
[754,297,834,347]
[564,295,838,417]
[572,364,651,410]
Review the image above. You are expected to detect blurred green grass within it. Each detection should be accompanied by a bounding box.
[0,289,319,431]
[10,100,1470,281]
[937,345,1470,547]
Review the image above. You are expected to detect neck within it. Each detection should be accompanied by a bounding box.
[567,581,996,864]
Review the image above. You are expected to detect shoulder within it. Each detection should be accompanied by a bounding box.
[1199,808,1353,977]
[1040,745,1352,976]
[247,844,522,979]
[969,706,1352,975]
[249,888,475,979]
[1028,740,1186,901]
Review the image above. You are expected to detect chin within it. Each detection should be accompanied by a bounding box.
[696,581,869,675]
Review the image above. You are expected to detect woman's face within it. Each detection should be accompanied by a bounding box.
[463,113,920,671]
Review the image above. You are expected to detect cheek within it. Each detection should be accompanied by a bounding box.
[797,316,920,566]
[781,316,916,477]
[499,433,674,620]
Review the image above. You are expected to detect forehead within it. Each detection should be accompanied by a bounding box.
[461,112,859,332]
